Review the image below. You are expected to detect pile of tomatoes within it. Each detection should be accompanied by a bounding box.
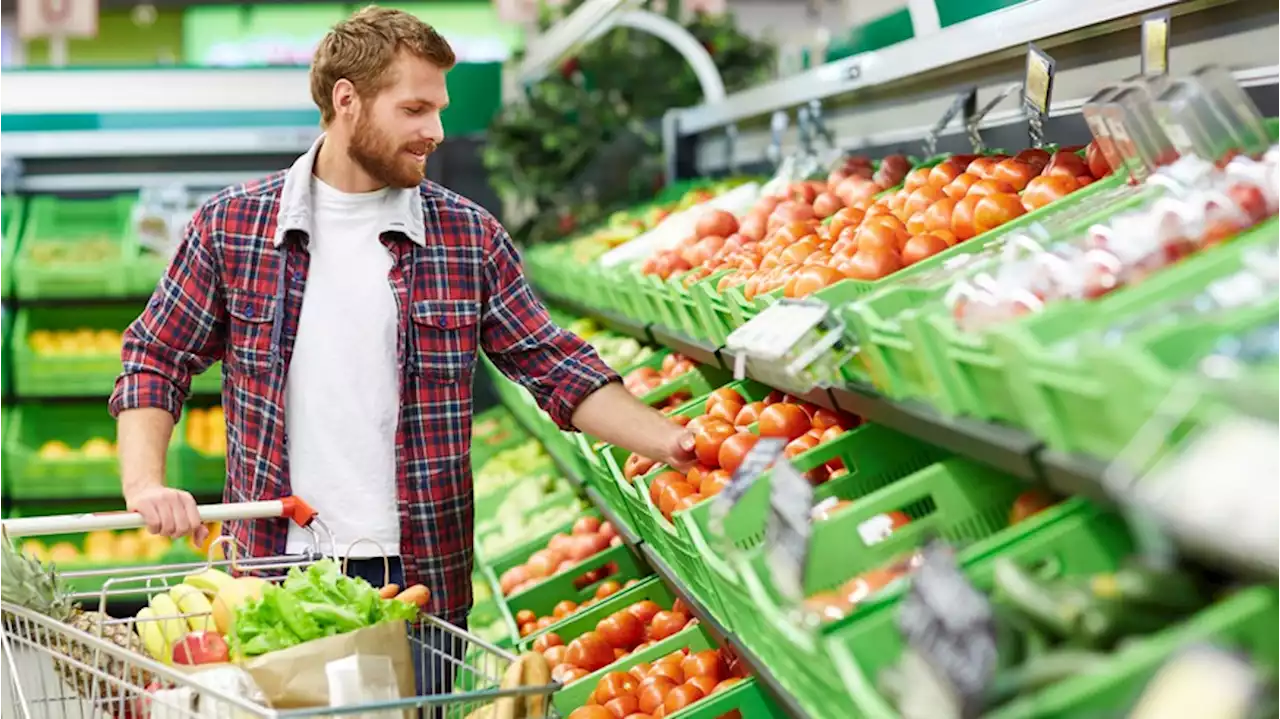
[626,388,860,521]
[623,354,698,411]
[499,517,625,597]
[535,595,702,686]
[513,578,637,639]
[635,143,1116,304]
[566,645,750,719]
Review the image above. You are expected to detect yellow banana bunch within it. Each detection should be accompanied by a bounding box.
[134,607,171,663]
[167,584,216,632]
[182,568,234,595]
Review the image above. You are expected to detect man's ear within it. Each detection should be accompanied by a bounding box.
[332,78,358,122]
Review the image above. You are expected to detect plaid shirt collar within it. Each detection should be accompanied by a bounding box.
[273,134,427,247]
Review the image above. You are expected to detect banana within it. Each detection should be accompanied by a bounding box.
[168,584,217,632]
[135,607,171,663]
[148,593,189,650]
[183,568,234,595]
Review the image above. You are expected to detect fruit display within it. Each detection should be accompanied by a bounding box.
[20,528,176,564]
[565,644,750,718]
[185,405,226,456]
[563,317,658,372]
[498,517,624,597]
[622,353,696,403]
[35,436,116,460]
[26,327,122,356]
[478,486,585,560]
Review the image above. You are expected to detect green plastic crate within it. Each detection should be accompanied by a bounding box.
[733,458,1027,715]
[3,403,182,500]
[691,269,740,347]
[2,196,25,300]
[15,195,136,300]
[2,305,12,398]
[12,305,140,397]
[679,422,948,638]
[177,402,226,497]
[552,622,783,719]
[988,220,1278,457]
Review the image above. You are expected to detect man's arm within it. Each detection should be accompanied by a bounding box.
[479,220,695,470]
[110,203,227,539]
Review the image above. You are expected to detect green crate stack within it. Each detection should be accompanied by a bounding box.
[15,194,136,300]
[2,196,25,300]
[12,305,137,397]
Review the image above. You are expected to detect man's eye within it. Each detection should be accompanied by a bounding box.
[404,107,423,116]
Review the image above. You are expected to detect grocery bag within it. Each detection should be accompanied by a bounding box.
[241,620,415,713]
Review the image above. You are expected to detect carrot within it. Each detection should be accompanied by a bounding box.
[395,584,430,608]
[378,584,400,599]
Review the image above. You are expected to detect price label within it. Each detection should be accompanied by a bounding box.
[896,540,998,719]
[1022,43,1056,148]
[726,300,828,363]
[1141,10,1170,77]
[709,437,787,549]
[764,458,814,604]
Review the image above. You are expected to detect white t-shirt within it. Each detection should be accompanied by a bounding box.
[284,178,402,558]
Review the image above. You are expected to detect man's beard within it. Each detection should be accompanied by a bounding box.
[348,109,433,189]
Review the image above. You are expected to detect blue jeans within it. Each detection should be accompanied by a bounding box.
[344,558,467,718]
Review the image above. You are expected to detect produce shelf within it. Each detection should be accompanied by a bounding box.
[649,324,723,370]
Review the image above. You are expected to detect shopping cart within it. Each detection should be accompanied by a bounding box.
[1,499,559,718]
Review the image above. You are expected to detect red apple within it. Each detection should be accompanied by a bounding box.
[171,631,230,665]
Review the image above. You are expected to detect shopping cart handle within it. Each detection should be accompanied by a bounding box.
[0,498,319,538]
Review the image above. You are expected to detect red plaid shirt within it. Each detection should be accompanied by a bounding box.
[110,151,618,621]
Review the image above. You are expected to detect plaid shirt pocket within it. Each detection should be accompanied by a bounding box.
[410,298,480,381]
[226,290,276,376]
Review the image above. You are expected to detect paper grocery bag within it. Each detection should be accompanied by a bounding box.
[242,620,415,713]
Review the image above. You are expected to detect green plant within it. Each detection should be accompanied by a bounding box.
[485,2,774,245]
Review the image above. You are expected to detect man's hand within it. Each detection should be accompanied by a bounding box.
[662,427,698,473]
[126,485,208,542]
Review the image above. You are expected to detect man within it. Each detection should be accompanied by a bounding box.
[111,2,693,652]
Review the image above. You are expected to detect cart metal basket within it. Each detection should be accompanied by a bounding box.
[1,499,559,718]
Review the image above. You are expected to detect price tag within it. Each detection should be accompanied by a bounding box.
[925,86,977,157]
[896,540,998,719]
[709,437,787,549]
[1022,43,1056,148]
[764,458,814,604]
[1141,10,1170,77]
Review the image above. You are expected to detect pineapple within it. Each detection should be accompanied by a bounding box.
[1,540,154,707]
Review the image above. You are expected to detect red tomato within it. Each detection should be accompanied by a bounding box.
[681,650,727,682]
[1021,175,1079,212]
[840,247,903,281]
[901,233,950,266]
[922,198,957,234]
[648,611,689,641]
[787,264,845,298]
[943,172,981,199]
[566,631,616,672]
[647,471,685,504]
[604,695,640,718]
[693,419,736,467]
[568,705,614,719]
[1086,140,1111,178]
[784,433,820,459]
[827,207,866,239]
[966,156,1003,180]
[809,407,853,431]
[627,600,662,625]
[637,677,676,714]
[903,166,932,192]
[705,399,743,424]
[657,482,696,517]
[717,432,760,476]
[972,193,1026,235]
[699,470,730,497]
[595,671,641,704]
[991,160,1038,192]
[951,195,981,241]
[928,161,965,189]
[733,401,766,428]
[967,178,1018,197]
[516,609,536,626]
[1013,148,1051,172]
[757,403,811,440]
[595,580,623,600]
[543,645,568,666]
[1043,150,1088,179]
[854,222,901,255]
[663,684,706,714]
[1010,488,1057,524]
[554,600,579,619]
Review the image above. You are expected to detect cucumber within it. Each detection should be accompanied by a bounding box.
[993,558,1084,639]
[1089,563,1207,615]
[987,650,1109,706]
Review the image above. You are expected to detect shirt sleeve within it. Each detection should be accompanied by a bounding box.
[109,203,227,423]
[479,218,620,431]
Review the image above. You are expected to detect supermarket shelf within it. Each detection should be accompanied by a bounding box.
[649,324,722,369]
[1038,449,1117,505]
[585,486,643,549]
[636,543,809,719]
[829,384,1043,481]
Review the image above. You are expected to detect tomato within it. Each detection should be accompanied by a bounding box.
[950,195,981,240]
[904,211,926,237]
[647,660,684,685]
[595,580,623,600]
[967,178,1018,197]
[966,156,1003,180]
[787,264,845,298]
[647,470,684,504]
[840,247,903,281]
[1013,148,1051,172]
[516,609,536,626]
[626,600,662,625]
[1021,175,1079,212]
[566,631,616,672]
[973,193,1026,235]
[810,407,854,431]
[686,674,719,698]
[520,621,537,637]
[663,684,706,714]
[777,240,819,266]
[854,222,901,255]
[554,600,579,619]
[757,403,811,440]
[649,611,689,641]
[717,432,759,476]
[903,166,932,192]
[931,229,959,246]
[1085,140,1111,178]
[681,650,727,682]
[922,198,957,234]
[604,695,641,718]
[544,645,568,666]
[538,615,557,629]
[901,233,950,266]
[905,186,945,217]
[1043,150,1088,179]
[713,677,744,694]
[705,399,742,424]
[733,401,766,428]
[657,481,696,517]
[637,677,677,714]
[826,207,865,239]
[991,160,1038,192]
[699,469,730,497]
[628,662,652,682]
[943,172,981,199]
[784,433,820,459]
[692,419,736,467]
[928,161,965,189]
[569,705,615,719]
[595,671,641,704]
[1009,488,1057,524]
